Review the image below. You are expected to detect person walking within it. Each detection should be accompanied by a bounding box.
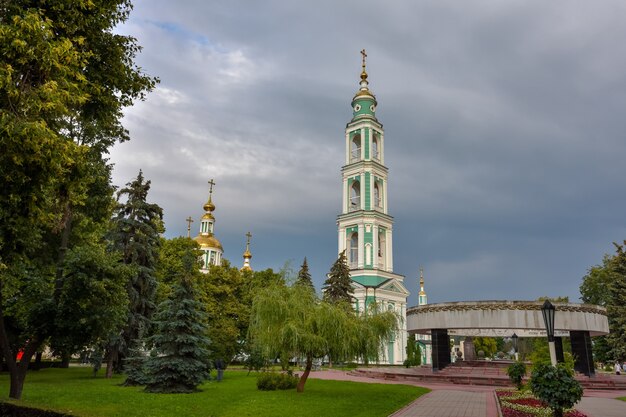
[615,361,621,375]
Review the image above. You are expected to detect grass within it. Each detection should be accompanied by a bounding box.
[0,368,428,417]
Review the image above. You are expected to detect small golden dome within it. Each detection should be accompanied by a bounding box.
[194,234,223,251]
[203,199,215,212]
[201,212,214,221]
[243,249,252,258]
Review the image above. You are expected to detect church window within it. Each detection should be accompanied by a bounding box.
[209,251,216,265]
[378,230,386,268]
[350,181,361,211]
[351,134,361,162]
[349,232,358,269]
[374,182,382,209]
[208,221,214,233]
[372,133,379,160]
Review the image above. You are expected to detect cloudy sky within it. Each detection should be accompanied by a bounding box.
[109,0,626,306]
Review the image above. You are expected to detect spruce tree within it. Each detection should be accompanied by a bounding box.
[144,252,211,393]
[108,170,163,378]
[323,250,353,304]
[295,257,315,291]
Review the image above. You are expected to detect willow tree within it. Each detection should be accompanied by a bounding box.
[249,284,397,392]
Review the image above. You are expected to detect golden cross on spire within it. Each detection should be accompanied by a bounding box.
[360,49,367,71]
[208,179,216,196]
[185,216,194,238]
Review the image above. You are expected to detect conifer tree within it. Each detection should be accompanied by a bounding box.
[107,170,163,378]
[143,252,211,393]
[295,257,315,291]
[323,250,353,305]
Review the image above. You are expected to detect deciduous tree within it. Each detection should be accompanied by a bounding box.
[250,284,397,392]
[580,243,626,361]
[0,0,155,399]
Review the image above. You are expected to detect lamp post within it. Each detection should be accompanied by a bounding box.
[512,333,518,361]
[541,300,557,366]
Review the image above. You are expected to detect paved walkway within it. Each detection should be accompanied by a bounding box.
[575,396,625,417]
[390,390,489,417]
[308,370,626,417]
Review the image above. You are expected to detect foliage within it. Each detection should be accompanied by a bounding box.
[580,242,626,361]
[403,334,421,367]
[249,284,397,392]
[496,389,587,417]
[0,0,155,399]
[529,338,575,372]
[474,337,498,358]
[200,261,249,363]
[0,368,428,417]
[107,170,163,376]
[143,253,212,393]
[155,237,203,304]
[244,346,271,374]
[51,243,129,355]
[295,257,315,292]
[606,242,626,361]
[256,372,299,391]
[529,364,583,417]
[322,250,353,305]
[506,361,527,390]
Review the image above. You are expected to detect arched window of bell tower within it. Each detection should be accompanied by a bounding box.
[351,134,361,162]
[378,229,386,269]
[374,182,382,210]
[349,232,358,269]
[372,133,380,161]
[350,181,361,211]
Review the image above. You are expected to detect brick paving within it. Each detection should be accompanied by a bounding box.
[390,390,488,417]
[309,369,626,417]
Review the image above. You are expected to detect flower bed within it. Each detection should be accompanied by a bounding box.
[496,389,587,417]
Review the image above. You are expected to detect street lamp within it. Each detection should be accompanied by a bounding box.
[512,333,518,361]
[541,300,557,366]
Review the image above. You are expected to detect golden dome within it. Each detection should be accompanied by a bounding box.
[194,234,223,250]
[243,249,252,258]
[203,198,215,212]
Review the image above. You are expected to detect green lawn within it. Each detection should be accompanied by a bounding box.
[0,368,428,417]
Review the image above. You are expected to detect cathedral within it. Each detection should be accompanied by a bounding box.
[189,51,431,365]
[192,179,253,273]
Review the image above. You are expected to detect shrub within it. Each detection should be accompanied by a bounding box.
[506,361,527,390]
[529,363,583,417]
[256,372,298,391]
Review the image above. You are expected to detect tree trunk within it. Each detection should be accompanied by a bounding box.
[0,285,42,399]
[297,355,313,393]
[105,349,115,379]
[32,351,43,371]
[60,352,70,368]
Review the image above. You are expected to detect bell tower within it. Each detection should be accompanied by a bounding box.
[336,51,409,364]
